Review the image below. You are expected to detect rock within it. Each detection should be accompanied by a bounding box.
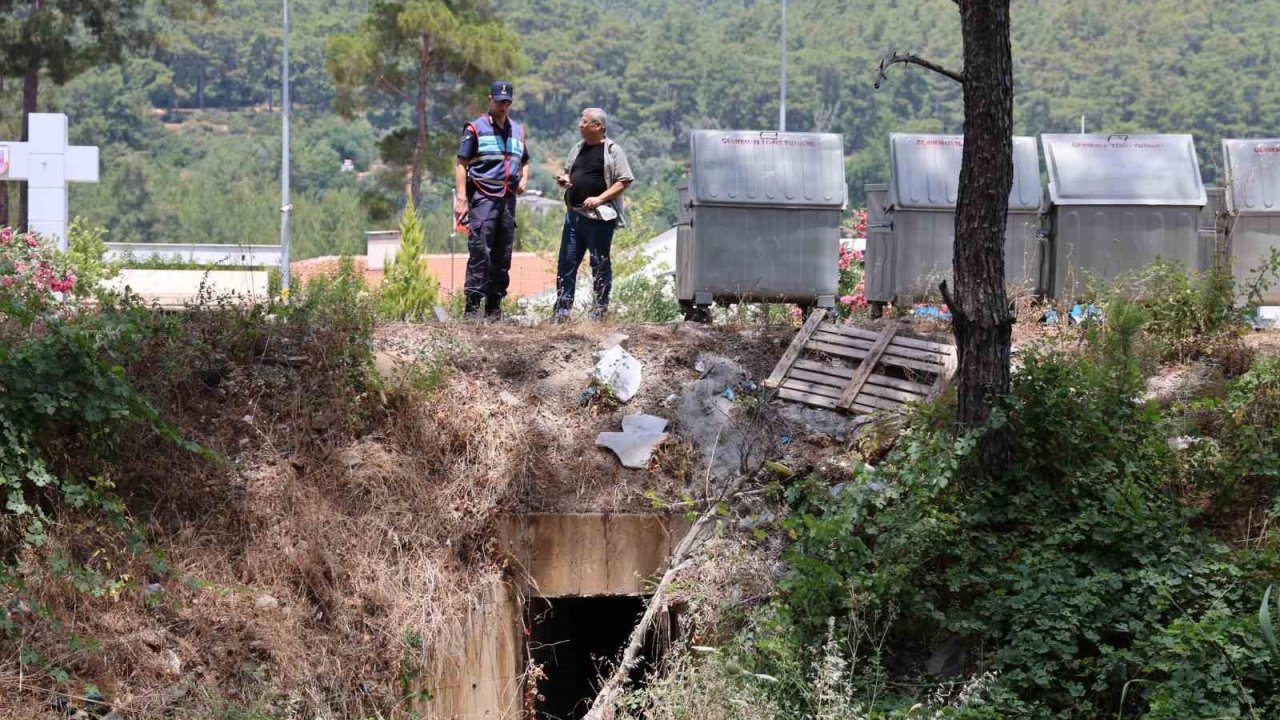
[434,306,450,322]
[598,415,670,469]
[600,332,629,350]
[622,414,668,434]
[144,583,163,596]
[677,354,755,477]
[499,390,522,407]
[592,346,643,403]
[255,594,279,610]
[138,629,165,651]
[164,649,182,676]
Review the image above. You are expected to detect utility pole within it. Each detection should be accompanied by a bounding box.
[279,0,293,297]
[779,0,788,131]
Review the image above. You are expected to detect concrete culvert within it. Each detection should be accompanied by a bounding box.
[525,596,674,720]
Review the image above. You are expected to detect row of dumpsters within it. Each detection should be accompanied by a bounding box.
[674,130,1280,315]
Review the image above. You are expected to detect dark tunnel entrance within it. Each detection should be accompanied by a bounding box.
[525,595,670,720]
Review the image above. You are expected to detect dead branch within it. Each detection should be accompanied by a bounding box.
[582,472,750,720]
[875,52,964,89]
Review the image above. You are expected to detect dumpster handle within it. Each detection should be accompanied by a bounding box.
[1036,230,1050,295]
[760,131,780,140]
[1106,133,1129,143]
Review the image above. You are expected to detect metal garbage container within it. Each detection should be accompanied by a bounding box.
[1041,133,1208,300]
[1222,139,1280,304]
[677,130,845,317]
[865,133,1044,304]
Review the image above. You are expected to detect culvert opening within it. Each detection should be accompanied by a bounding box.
[526,595,671,720]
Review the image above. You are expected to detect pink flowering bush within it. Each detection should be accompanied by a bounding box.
[834,244,867,320]
[791,210,871,323]
[0,227,77,321]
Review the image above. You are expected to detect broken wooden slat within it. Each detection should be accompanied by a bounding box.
[787,368,849,389]
[838,322,900,409]
[765,308,828,388]
[807,340,870,362]
[810,331,949,369]
[874,353,946,375]
[781,378,842,400]
[778,387,840,409]
[859,382,927,404]
[821,323,954,354]
[808,340,946,377]
[866,373,934,396]
[793,359,856,379]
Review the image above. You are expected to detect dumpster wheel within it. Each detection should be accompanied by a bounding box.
[679,300,712,324]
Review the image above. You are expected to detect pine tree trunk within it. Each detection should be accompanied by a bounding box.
[950,0,1015,473]
[19,58,38,232]
[409,33,431,206]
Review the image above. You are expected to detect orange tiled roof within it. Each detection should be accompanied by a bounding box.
[290,252,556,299]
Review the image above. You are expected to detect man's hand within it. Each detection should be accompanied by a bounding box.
[516,177,528,195]
[454,193,469,216]
[555,173,571,188]
[582,196,603,210]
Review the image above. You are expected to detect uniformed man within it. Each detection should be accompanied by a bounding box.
[455,80,530,321]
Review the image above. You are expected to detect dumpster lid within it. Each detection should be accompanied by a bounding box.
[887,134,1042,212]
[1042,134,1206,206]
[1223,139,1280,214]
[689,130,846,208]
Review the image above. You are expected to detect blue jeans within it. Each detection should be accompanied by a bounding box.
[555,211,617,313]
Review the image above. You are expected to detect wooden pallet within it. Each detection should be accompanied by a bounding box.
[765,309,957,413]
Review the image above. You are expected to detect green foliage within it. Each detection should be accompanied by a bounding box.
[0,303,195,554]
[326,0,527,200]
[1105,260,1245,363]
[759,348,1280,719]
[378,197,440,321]
[65,218,120,296]
[295,255,376,352]
[1262,585,1279,658]
[609,273,681,324]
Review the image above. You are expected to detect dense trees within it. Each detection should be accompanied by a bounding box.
[17,0,1280,257]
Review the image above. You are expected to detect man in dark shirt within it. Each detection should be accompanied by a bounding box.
[553,108,635,321]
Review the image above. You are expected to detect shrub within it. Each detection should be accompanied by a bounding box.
[610,273,681,323]
[1107,260,1247,363]
[760,348,1280,719]
[64,218,120,297]
[0,227,78,321]
[378,196,440,321]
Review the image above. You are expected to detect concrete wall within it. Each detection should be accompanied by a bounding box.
[106,242,283,268]
[500,513,690,597]
[426,578,523,720]
[427,514,689,720]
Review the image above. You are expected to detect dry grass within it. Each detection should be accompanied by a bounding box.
[0,303,810,718]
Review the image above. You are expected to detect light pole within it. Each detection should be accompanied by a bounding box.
[779,0,787,132]
[279,0,293,298]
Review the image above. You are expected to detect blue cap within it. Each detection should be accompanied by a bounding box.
[490,80,513,101]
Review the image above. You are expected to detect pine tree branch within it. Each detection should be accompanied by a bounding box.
[375,73,410,101]
[875,52,964,89]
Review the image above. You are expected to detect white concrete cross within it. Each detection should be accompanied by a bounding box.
[0,113,100,250]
